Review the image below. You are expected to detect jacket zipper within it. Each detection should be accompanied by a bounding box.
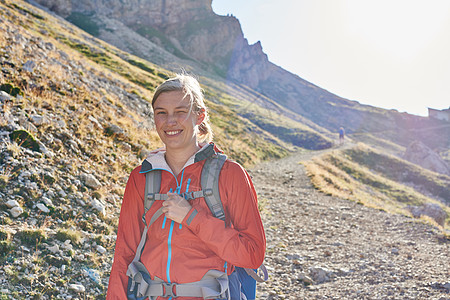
[165,169,185,285]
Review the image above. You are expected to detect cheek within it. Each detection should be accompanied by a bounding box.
[178,115,196,127]
[154,116,165,127]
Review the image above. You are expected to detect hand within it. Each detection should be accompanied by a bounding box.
[161,192,192,223]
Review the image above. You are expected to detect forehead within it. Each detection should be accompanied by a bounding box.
[153,90,191,109]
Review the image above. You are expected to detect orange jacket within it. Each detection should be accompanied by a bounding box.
[106,144,266,299]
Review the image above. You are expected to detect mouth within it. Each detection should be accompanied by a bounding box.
[165,130,182,136]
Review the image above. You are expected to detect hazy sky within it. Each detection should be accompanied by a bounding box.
[212,0,450,116]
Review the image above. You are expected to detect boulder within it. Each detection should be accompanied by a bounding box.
[309,266,333,284]
[5,200,20,208]
[22,60,36,73]
[408,203,447,227]
[30,114,46,126]
[47,244,60,254]
[10,206,23,218]
[91,199,106,215]
[403,141,450,175]
[96,245,106,254]
[0,91,11,101]
[68,283,85,293]
[36,203,50,213]
[81,173,101,189]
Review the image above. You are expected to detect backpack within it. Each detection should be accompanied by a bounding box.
[126,152,268,300]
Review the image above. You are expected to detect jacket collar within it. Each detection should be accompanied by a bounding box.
[140,143,217,174]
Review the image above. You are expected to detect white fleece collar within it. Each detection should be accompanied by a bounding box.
[144,144,211,172]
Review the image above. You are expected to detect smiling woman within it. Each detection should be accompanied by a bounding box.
[151,75,213,176]
[106,74,266,300]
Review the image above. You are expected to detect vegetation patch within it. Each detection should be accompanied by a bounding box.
[7,2,45,20]
[1,83,23,97]
[126,58,156,74]
[135,26,189,59]
[55,228,81,245]
[0,230,13,262]
[9,130,41,152]
[66,12,100,36]
[15,229,47,247]
[59,37,158,91]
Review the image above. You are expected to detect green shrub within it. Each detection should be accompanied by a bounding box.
[9,130,40,152]
[0,83,23,97]
[66,12,100,36]
[127,59,155,74]
[55,229,81,245]
[15,229,47,246]
[0,229,9,241]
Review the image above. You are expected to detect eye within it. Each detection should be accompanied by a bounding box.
[156,111,166,115]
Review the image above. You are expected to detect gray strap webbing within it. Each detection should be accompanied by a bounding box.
[201,154,227,221]
[127,266,229,299]
[144,170,161,211]
[128,208,164,271]
[143,170,160,224]
[244,265,269,282]
[143,171,168,225]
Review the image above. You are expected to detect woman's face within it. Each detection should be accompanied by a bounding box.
[153,90,204,152]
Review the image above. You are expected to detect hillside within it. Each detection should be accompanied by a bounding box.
[304,144,450,230]
[29,0,450,152]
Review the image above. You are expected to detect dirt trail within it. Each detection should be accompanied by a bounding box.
[249,147,449,299]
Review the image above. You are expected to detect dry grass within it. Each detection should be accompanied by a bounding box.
[303,145,450,231]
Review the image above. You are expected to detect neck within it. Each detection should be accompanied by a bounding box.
[165,144,200,176]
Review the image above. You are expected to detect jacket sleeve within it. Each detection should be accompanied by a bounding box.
[182,161,266,269]
[106,168,145,299]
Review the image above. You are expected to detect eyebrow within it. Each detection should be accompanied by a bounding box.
[153,105,190,110]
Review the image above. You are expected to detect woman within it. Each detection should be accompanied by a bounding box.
[107,74,266,299]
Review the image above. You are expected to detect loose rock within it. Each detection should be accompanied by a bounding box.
[68,283,85,293]
[10,206,23,218]
[81,173,101,189]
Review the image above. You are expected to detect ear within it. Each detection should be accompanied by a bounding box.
[196,109,205,125]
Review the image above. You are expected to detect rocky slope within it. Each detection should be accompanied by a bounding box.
[29,0,450,151]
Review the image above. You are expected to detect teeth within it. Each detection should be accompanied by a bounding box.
[166,130,181,136]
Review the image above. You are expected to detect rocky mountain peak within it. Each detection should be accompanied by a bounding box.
[33,0,213,23]
[32,0,269,87]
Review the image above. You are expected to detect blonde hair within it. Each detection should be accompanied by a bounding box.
[152,74,213,143]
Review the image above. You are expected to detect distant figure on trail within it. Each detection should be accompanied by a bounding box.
[339,127,345,145]
[106,74,266,299]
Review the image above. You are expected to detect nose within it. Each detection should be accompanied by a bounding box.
[167,113,177,125]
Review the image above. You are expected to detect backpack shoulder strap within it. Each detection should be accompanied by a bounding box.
[200,153,227,221]
[143,170,168,225]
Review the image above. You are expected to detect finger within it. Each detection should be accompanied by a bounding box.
[167,193,180,201]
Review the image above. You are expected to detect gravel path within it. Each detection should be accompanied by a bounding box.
[249,149,450,299]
